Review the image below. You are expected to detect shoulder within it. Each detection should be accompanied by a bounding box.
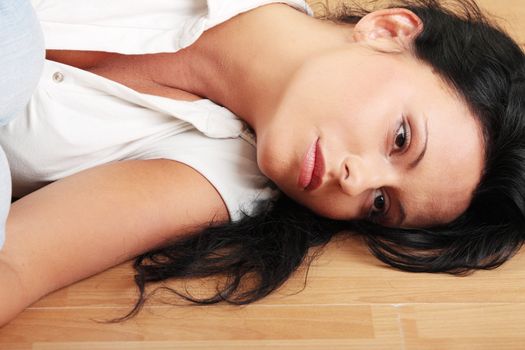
[136,129,276,221]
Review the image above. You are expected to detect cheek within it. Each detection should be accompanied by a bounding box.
[289,188,367,221]
[278,59,364,123]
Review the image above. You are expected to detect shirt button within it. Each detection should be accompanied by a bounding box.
[52,72,64,83]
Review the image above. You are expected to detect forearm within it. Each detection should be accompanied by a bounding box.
[0,159,228,326]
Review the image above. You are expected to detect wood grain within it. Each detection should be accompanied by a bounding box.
[2,234,525,349]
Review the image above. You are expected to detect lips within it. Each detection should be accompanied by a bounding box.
[298,138,325,191]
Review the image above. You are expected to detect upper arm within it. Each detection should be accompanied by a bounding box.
[0,159,229,318]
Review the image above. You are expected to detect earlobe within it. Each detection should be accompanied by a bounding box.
[353,8,423,50]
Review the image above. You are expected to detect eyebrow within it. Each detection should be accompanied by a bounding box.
[408,119,428,170]
[397,201,407,227]
[397,119,428,226]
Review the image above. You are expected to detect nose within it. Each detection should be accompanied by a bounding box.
[339,155,395,196]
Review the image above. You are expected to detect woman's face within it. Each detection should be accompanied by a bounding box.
[255,45,485,228]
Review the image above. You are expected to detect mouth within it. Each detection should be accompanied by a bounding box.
[298,137,325,191]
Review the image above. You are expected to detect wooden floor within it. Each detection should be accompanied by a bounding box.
[2,235,525,349]
[1,0,525,349]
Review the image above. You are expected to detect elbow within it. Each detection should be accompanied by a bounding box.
[0,258,30,328]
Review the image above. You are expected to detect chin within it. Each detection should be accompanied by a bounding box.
[256,143,288,185]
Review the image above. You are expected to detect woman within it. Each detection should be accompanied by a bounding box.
[0,0,524,324]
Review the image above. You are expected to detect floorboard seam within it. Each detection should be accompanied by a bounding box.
[27,302,525,310]
[394,305,406,350]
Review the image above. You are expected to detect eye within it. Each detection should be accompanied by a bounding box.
[393,119,411,152]
[367,188,389,221]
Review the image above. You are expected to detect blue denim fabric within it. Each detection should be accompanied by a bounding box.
[0,146,10,250]
[0,0,45,249]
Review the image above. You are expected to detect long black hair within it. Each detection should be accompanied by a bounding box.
[113,0,525,321]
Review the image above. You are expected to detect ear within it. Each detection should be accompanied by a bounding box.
[353,8,423,52]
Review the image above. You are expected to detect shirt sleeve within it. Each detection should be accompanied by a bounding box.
[31,0,312,53]
[31,0,208,53]
[130,128,278,222]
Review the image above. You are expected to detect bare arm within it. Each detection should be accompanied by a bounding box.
[0,159,229,326]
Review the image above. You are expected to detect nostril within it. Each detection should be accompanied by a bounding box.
[344,164,350,180]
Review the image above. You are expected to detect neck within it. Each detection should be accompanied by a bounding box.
[155,4,352,135]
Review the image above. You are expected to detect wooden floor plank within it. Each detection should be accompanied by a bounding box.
[0,305,403,349]
[27,236,525,309]
[400,303,525,350]
[31,339,396,350]
[317,0,525,42]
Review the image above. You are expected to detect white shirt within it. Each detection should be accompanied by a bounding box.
[0,0,313,221]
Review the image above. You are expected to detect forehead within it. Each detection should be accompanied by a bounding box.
[400,80,485,227]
